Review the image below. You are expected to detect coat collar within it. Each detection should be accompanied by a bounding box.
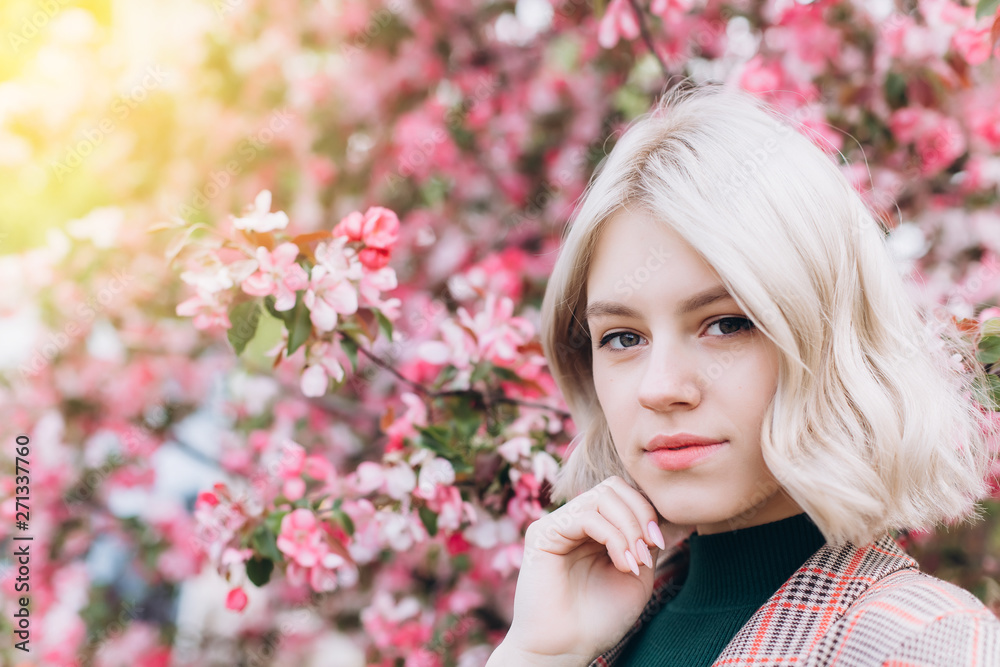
[591,533,918,667]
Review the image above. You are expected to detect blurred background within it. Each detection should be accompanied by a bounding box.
[1,0,999,665]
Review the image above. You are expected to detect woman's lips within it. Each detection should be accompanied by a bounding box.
[645,441,727,471]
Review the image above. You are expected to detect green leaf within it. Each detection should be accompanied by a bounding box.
[339,334,359,373]
[978,335,1000,365]
[418,505,438,537]
[264,510,288,535]
[373,308,394,342]
[493,366,521,382]
[252,523,283,563]
[243,308,285,369]
[469,362,493,385]
[286,293,312,355]
[246,556,274,587]
[976,0,999,20]
[227,301,261,355]
[884,71,907,110]
[417,425,452,458]
[986,374,1000,411]
[333,509,355,536]
[263,295,286,322]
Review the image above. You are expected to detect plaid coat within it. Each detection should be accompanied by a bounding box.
[591,534,1000,666]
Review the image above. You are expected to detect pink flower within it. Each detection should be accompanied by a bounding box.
[359,265,401,318]
[304,240,361,332]
[276,508,328,568]
[176,288,232,331]
[333,206,401,250]
[359,247,391,271]
[421,485,475,533]
[360,206,400,250]
[383,392,429,452]
[456,293,535,366]
[300,340,347,397]
[978,306,1000,322]
[739,56,784,95]
[968,105,1000,150]
[952,25,994,66]
[225,586,248,612]
[241,243,309,311]
[889,107,928,143]
[231,190,289,233]
[916,115,966,176]
[405,648,443,667]
[333,210,365,242]
[598,0,640,49]
[649,0,693,24]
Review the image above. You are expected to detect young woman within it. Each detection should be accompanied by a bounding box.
[486,82,1000,666]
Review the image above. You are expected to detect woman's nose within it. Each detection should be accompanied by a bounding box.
[636,338,702,412]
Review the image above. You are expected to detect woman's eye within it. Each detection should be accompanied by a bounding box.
[597,331,644,350]
[705,317,755,336]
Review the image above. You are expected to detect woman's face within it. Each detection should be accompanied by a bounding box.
[585,209,801,534]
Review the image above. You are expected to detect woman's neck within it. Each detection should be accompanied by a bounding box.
[669,512,826,610]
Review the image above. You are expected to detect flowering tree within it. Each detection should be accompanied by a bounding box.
[2,0,1000,665]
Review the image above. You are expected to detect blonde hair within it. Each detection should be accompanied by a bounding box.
[540,80,998,546]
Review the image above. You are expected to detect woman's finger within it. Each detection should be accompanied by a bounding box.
[600,475,665,551]
[593,482,655,571]
[526,501,634,574]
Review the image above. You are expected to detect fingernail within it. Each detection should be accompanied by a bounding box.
[624,550,640,576]
[647,520,665,550]
[636,539,653,569]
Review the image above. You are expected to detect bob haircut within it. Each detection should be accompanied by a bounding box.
[539,80,998,546]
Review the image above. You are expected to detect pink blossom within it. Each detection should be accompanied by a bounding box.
[303,238,362,331]
[360,206,400,249]
[968,105,1000,150]
[383,391,429,452]
[952,25,994,66]
[416,456,455,496]
[231,190,289,233]
[889,107,928,143]
[275,439,306,479]
[978,306,1000,322]
[456,292,535,367]
[384,462,417,500]
[352,461,386,494]
[377,509,426,551]
[490,543,524,577]
[649,0,693,23]
[332,210,365,242]
[225,586,248,612]
[176,288,232,330]
[598,0,640,49]
[405,648,444,667]
[300,339,347,397]
[304,455,335,481]
[277,508,328,568]
[739,56,784,95]
[422,485,476,533]
[304,260,360,333]
[916,115,966,176]
[498,436,531,463]
[333,206,401,250]
[359,246,391,270]
[241,242,309,310]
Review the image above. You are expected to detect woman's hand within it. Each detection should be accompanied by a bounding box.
[487,475,667,666]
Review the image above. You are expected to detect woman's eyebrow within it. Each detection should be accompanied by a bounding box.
[584,284,733,321]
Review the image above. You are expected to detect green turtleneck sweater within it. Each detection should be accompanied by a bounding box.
[616,512,827,667]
